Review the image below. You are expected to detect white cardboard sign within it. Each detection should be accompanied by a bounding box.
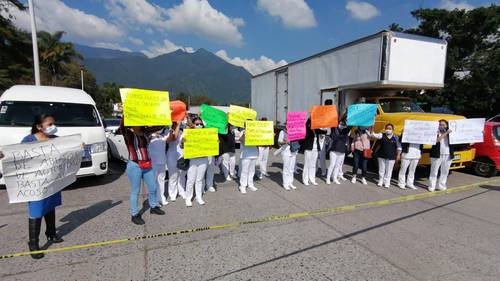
[449,118,485,145]
[402,120,439,145]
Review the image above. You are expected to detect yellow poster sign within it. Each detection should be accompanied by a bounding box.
[245,121,274,146]
[183,128,219,159]
[228,105,257,127]
[120,88,172,126]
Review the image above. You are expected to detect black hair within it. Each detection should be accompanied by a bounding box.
[31,114,55,135]
[438,119,449,127]
[192,117,204,128]
[385,123,394,130]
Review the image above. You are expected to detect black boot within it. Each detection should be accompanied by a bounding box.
[28,218,44,259]
[44,211,63,243]
[131,214,145,225]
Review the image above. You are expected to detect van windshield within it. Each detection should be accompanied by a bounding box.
[379,99,424,113]
[0,101,101,127]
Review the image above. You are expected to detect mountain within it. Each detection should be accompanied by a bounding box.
[75,44,146,59]
[77,45,251,104]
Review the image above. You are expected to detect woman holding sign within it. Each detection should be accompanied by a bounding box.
[326,120,350,185]
[10,114,65,259]
[398,132,422,190]
[183,117,209,206]
[351,127,370,185]
[220,123,237,181]
[121,122,166,226]
[370,124,402,188]
[301,119,323,186]
[238,121,259,194]
[258,117,271,179]
[278,126,299,190]
[166,121,186,202]
[428,120,453,192]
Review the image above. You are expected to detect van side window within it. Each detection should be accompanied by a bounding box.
[324,99,333,106]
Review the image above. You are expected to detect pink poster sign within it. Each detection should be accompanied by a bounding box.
[286,111,307,141]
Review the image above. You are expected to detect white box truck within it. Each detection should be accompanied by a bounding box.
[251,30,475,169]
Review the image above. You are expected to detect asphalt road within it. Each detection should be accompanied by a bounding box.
[0,153,499,281]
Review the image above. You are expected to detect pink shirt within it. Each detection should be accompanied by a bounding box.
[352,133,370,151]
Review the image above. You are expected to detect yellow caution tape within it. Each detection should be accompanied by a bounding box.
[0,179,497,260]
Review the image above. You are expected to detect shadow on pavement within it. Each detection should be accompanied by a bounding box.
[207,188,491,280]
[66,160,126,190]
[56,200,122,237]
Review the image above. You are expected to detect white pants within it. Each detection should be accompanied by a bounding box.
[429,155,452,189]
[319,145,328,176]
[327,151,345,181]
[240,158,257,188]
[258,147,270,176]
[153,163,167,204]
[378,158,395,186]
[303,150,319,184]
[398,158,419,187]
[186,158,208,201]
[167,155,186,200]
[282,153,297,188]
[222,152,236,178]
[206,156,215,189]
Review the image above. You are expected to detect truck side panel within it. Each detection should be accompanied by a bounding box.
[251,73,275,120]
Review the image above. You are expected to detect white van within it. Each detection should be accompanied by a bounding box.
[0,85,108,184]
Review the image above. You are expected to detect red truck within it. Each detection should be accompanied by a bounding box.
[472,115,500,177]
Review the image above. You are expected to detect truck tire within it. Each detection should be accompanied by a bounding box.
[473,157,497,177]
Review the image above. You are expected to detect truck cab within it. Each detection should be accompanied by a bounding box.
[365,96,475,169]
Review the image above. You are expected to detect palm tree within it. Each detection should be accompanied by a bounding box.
[37,31,82,85]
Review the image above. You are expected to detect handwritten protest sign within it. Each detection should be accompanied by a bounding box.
[311,105,338,129]
[1,135,83,203]
[245,121,274,146]
[170,100,187,122]
[201,104,228,134]
[228,105,257,127]
[286,111,307,141]
[449,118,485,145]
[402,120,439,145]
[183,128,219,159]
[347,104,378,127]
[120,88,172,126]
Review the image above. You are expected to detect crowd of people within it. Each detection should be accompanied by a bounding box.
[1,113,455,259]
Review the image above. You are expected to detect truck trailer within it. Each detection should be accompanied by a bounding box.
[251,30,475,169]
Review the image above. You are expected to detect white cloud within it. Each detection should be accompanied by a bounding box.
[164,0,244,46]
[257,0,317,29]
[141,39,195,58]
[345,1,380,21]
[104,0,166,29]
[439,0,474,11]
[93,42,131,52]
[5,0,124,45]
[215,50,287,75]
[128,37,144,46]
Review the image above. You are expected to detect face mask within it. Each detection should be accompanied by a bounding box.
[385,129,393,135]
[43,125,58,136]
[338,124,345,130]
[195,124,203,129]
[439,126,447,133]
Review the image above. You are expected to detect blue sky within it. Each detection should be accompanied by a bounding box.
[7,0,499,74]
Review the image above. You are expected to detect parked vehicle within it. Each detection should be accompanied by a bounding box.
[251,30,474,169]
[107,128,128,162]
[0,85,108,184]
[472,120,500,177]
[103,118,121,134]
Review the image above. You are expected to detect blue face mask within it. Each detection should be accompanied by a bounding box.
[43,125,58,136]
[195,124,203,129]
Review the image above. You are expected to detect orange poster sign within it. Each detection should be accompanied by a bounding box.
[310,105,338,129]
[170,100,187,122]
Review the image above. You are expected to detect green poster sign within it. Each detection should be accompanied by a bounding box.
[200,104,228,134]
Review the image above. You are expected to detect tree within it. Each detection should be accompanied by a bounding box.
[174,92,190,106]
[399,5,499,117]
[38,31,82,85]
[191,95,214,106]
[388,23,404,32]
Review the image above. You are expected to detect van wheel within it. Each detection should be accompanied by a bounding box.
[473,157,497,177]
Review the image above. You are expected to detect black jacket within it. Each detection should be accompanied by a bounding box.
[301,119,327,151]
[430,138,454,159]
[377,134,400,160]
[329,127,350,153]
[219,131,236,154]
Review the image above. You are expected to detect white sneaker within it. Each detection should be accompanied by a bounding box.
[226,176,232,182]
[351,177,357,184]
[428,187,435,192]
[248,186,258,192]
[334,179,341,185]
[239,186,247,194]
[207,187,216,193]
[161,200,169,206]
[408,185,417,190]
[437,186,447,191]
[326,178,331,184]
[311,181,319,186]
[340,176,347,181]
[361,178,368,185]
[398,184,406,190]
[304,182,310,186]
[170,198,176,202]
[290,184,297,190]
[384,184,390,189]
[377,181,383,187]
[196,198,205,205]
[283,186,291,191]
[185,200,192,207]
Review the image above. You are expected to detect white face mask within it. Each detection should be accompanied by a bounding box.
[194,124,203,129]
[338,124,346,129]
[43,125,58,136]
[385,129,393,135]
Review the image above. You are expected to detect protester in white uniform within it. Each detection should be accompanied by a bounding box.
[258,117,271,179]
[301,118,324,186]
[370,124,402,188]
[239,123,259,194]
[149,127,169,206]
[166,121,186,201]
[326,120,350,185]
[183,117,209,207]
[220,123,237,181]
[205,156,216,193]
[278,127,299,190]
[428,119,453,192]
[398,132,422,190]
[318,130,329,178]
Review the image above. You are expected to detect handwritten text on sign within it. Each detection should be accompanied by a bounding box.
[1,135,83,203]
[449,118,485,145]
[347,104,378,127]
[402,120,439,145]
[120,88,172,126]
[228,105,257,128]
[183,128,219,159]
[245,121,274,146]
[311,105,338,129]
[286,111,307,141]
